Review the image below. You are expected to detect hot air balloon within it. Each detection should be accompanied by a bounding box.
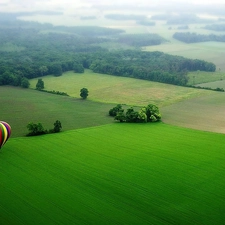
[0,121,11,149]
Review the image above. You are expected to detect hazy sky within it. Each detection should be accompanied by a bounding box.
[0,0,225,13]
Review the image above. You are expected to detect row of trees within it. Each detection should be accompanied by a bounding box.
[26,120,62,136]
[109,104,161,123]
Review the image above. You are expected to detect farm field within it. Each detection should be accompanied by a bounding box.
[29,69,212,107]
[187,71,224,85]
[161,91,225,134]
[0,86,115,137]
[196,79,225,90]
[1,123,225,225]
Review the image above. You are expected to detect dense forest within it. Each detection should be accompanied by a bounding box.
[0,18,216,87]
[173,32,225,43]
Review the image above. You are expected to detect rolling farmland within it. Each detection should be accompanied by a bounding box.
[1,123,225,225]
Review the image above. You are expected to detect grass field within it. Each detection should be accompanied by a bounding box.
[1,123,225,225]
[0,86,115,137]
[29,69,211,107]
[161,91,225,134]
[196,80,225,90]
[187,71,225,85]
[145,41,225,72]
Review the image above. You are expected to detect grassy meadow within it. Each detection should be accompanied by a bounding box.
[1,123,225,225]
[161,91,225,134]
[29,69,212,107]
[0,86,115,137]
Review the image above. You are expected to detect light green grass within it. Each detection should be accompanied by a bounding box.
[187,71,225,85]
[144,41,225,71]
[1,123,225,225]
[0,86,115,137]
[29,69,212,107]
[196,80,225,90]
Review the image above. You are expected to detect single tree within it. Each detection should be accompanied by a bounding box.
[36,78,44,90]
[21,77,30,88]
[53,120,62,133]
[80,88,89,99]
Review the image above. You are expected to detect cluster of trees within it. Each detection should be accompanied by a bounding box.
[109,104,161,123]
[88,50,215,85]
[26,120,62,136]
[173,32,225,43]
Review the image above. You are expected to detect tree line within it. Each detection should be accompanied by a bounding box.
[0,19,216,88]
[109,104,161,123]
[173,32,225,43]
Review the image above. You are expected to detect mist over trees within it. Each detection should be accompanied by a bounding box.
[0,18,217,88]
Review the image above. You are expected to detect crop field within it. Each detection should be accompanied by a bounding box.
[161,91,225,134]
[0,86,115,137]
[196,80,225,90]
[29,69,211,107]
[1,123,225,225]
[187,71,225,85]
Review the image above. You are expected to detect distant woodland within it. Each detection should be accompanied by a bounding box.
[173,32,225,43]
[0,17,216,87]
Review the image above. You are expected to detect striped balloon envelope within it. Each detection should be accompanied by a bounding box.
[0,121,11,149]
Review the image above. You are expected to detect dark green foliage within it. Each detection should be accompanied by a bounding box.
[27,120,62,136]
[36,78,44,90]
[112,104,161,123]
[145,104,162,122]
[109,104,123,117]
[80,88,89,99]
[0,19,217,88]
[21,77,30,88]
[39,89,69,96]
[26,122,46,136]
[73,62,84,73]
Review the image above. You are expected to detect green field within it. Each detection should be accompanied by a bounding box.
[145,41,225,72]
[196,80,225,90]
[0,86,115,137]
[187,71,225,85]
[1,123,225,225]
[29,69,211,107]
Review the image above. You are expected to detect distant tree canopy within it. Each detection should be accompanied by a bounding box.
[203,23,225,32]
[173,32,225,43]
[116,33,167,47]
[109,104,161,123]
[0,19,217,88]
